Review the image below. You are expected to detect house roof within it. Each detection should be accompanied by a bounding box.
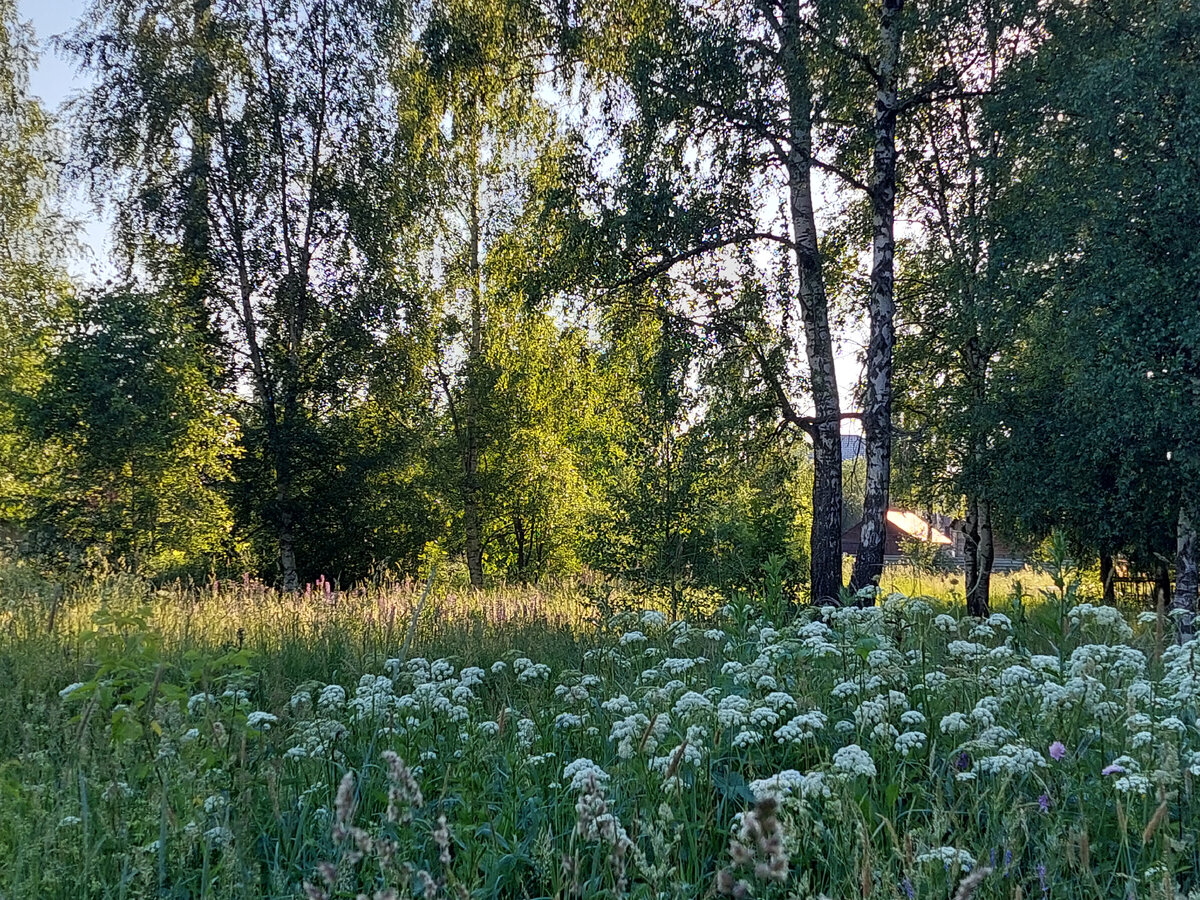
[886,509,952,545]
[842,509,953,545]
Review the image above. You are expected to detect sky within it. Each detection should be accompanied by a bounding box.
[16,0,868,422]
[18,0,111,279]
[18,0,83,108]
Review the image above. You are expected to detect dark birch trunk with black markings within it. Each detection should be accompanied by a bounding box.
[463,165,485,590]
[780,0,842,604]
[850,0,903,596]
[963,494,992,617]
[1175,505,1197,640]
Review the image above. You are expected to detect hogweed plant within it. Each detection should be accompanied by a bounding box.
[3,572,1200,898]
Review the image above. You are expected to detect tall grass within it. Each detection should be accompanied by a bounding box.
[0,558,1190,899]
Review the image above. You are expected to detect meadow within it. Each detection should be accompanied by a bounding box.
[0,559,1196,900]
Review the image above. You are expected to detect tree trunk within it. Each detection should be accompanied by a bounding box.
[1175,505,1197,640]
[278,502,299,592]
[851,0,903,596]
[965,496,992,617]
[183,0,217,344]
[780,5,842,604]
[1100,553,1116,603]
[962,504,980,611]
[463,162,485,590]
[514,514,528,581]
[1153,559,1172,619]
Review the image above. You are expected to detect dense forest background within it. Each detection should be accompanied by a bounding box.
[1,0,1196,618]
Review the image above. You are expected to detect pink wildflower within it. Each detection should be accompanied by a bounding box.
[1049,741,1066,761]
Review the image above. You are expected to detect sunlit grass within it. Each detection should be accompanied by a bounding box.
[1,556,1185,899]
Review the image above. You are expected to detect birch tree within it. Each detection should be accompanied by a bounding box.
[0,0,70,533]
[892,0,1041,615]
[566,0,999,601]
[563,0,857,601]
[68,0,413,588]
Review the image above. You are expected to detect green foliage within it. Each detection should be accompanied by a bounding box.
[584,305,810,608]
[897,535,953,577]
[21,288,238,574]
[979,0,1200,569]
[0,0,70,537]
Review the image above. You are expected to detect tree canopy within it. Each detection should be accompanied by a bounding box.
[0,0,1193,617]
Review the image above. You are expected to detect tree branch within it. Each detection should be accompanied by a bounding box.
[612,231,796,287]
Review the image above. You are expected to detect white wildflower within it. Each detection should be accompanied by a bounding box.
[832,744,876,778]
[975,743,1048,777]
[58,682,86,701]
[187,693,217,715]
[916,847,975,873]
[940,712,971,735]
[774,710,828,744]
[673,691,714,718]
[894,731,927,757]
[317,684,346,713]
[732,729,763,748]
[563,758,610,792]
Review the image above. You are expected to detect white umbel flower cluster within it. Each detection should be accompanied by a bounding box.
[832,743,876,778]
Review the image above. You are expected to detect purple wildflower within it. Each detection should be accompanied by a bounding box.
[954,750,972,771]
[1038,793,1051,812]
[1049,741,1066,761]
[1102,763,1127,775]
[901,876,915,900]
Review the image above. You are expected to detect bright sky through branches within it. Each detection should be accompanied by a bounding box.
[17,0,866,425]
